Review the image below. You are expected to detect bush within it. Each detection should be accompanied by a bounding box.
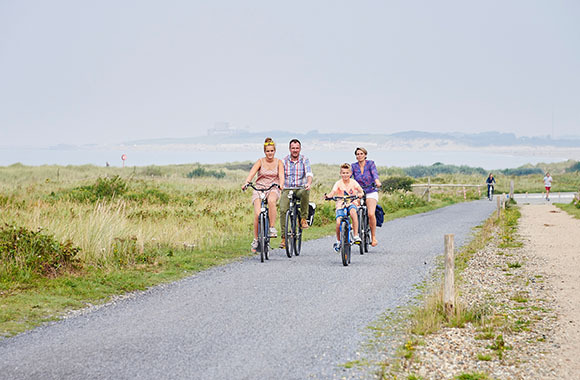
[67,176,128,202]
[499,167,543,176]
[403,163,486,178]
[141,166,164,177]
[0,224,79,281]
[186,167,226,179]
[382,176,414,193]
[566,161,580,173]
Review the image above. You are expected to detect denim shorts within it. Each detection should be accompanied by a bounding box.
[336,204,357,219]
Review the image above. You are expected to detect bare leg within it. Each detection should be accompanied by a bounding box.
[267,192,278,228]
[366,198,378,246]
[350,208,359,237]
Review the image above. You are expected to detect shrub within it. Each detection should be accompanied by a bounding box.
[186,167,226,179]
[565,161,580,173]
[68,176,128,202]
[403,163,486,178]
[499,167,543,176]
[382,176,414,193]
[0,224,79,281]
[141,165,164,177]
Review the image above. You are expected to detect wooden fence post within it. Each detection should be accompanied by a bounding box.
[462,186,466,200]
[478,185,481,197]
[427,177,431,202]
[444,234,455,315]
[497,195,501,219]
[502,193,506,210]
[510,180,514,199]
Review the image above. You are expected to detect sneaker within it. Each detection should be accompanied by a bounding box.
[301,218,309,229]
[333,241,341,252]
[269,227,278,238]
[353,235,362,245]
[279,238,286,249]
[251,239,258,253]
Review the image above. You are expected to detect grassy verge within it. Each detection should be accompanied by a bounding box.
[373,203,521,379]
[555,201,580,219]
[1,163,468,338]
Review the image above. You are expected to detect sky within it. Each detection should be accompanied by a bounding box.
[1,0,579,147]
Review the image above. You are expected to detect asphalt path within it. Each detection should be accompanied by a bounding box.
[0,200,496,380]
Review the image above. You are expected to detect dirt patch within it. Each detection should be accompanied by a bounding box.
[519,204,580,378]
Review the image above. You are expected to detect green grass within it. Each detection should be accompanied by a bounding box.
[556,201,580,219]
[0,163,474,337]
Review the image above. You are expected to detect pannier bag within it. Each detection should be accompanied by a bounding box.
[376,204,385,227]
[307,202,316,226]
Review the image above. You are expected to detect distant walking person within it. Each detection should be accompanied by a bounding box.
[351,147,381,246]
[279,139,313,249]
[485,173,496,201]
[544,172,553,201]
[242,137,285,252]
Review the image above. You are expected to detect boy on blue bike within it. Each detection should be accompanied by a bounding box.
[325,163,363,251]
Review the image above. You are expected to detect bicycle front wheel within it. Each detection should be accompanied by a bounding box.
[294,210,302,256]
[285,210,294,258]
[340,219,350,266]
[258,214,266,263]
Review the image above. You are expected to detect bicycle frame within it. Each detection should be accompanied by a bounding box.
[245,182,279,262]
[285,187,304,258]
[325,194,358,266]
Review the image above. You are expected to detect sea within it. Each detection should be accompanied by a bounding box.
[0,146,572,170]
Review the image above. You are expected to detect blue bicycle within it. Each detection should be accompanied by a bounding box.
[325,194,360,266]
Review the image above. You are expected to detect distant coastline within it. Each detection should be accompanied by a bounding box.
[2,130,580,169]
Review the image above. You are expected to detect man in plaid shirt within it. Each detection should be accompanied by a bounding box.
[279,139,313,249]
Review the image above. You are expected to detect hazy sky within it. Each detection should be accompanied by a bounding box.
[1,0,579,147]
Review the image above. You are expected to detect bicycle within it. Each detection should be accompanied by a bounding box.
[325,194,360,266]
[243,182,280,263]
[357,184,379,254]
[487,184,494,201]
[284,187,304,258]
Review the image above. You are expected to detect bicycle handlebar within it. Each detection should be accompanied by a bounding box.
[324,194,359,202]
[243,182,280,192]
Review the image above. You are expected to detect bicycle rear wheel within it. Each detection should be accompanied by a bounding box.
[285,210,294,258]
[258,214,266,262]
[340,219,349,266]
[294,210,302,256]
[357,209,365,255]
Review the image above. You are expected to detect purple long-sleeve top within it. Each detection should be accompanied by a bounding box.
[351,160,379,194]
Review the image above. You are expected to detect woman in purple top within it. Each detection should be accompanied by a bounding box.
[352,147,382,247]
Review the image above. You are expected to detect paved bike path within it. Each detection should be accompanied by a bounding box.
[0,200,496,380]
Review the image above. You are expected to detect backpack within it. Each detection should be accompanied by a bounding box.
[376,204,384,227]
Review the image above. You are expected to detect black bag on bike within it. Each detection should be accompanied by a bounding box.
[376,204,385,227]
[307,202,316,226]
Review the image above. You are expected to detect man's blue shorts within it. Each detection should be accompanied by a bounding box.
[336,204,357,219]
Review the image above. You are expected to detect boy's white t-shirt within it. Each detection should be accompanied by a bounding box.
[543,176,552,187]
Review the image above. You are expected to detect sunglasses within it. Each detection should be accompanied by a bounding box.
[264,142,275,146]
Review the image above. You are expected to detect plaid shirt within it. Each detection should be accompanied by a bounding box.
[283,154,313,188]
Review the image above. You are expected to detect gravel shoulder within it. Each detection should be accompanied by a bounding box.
[388,203,580,379]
